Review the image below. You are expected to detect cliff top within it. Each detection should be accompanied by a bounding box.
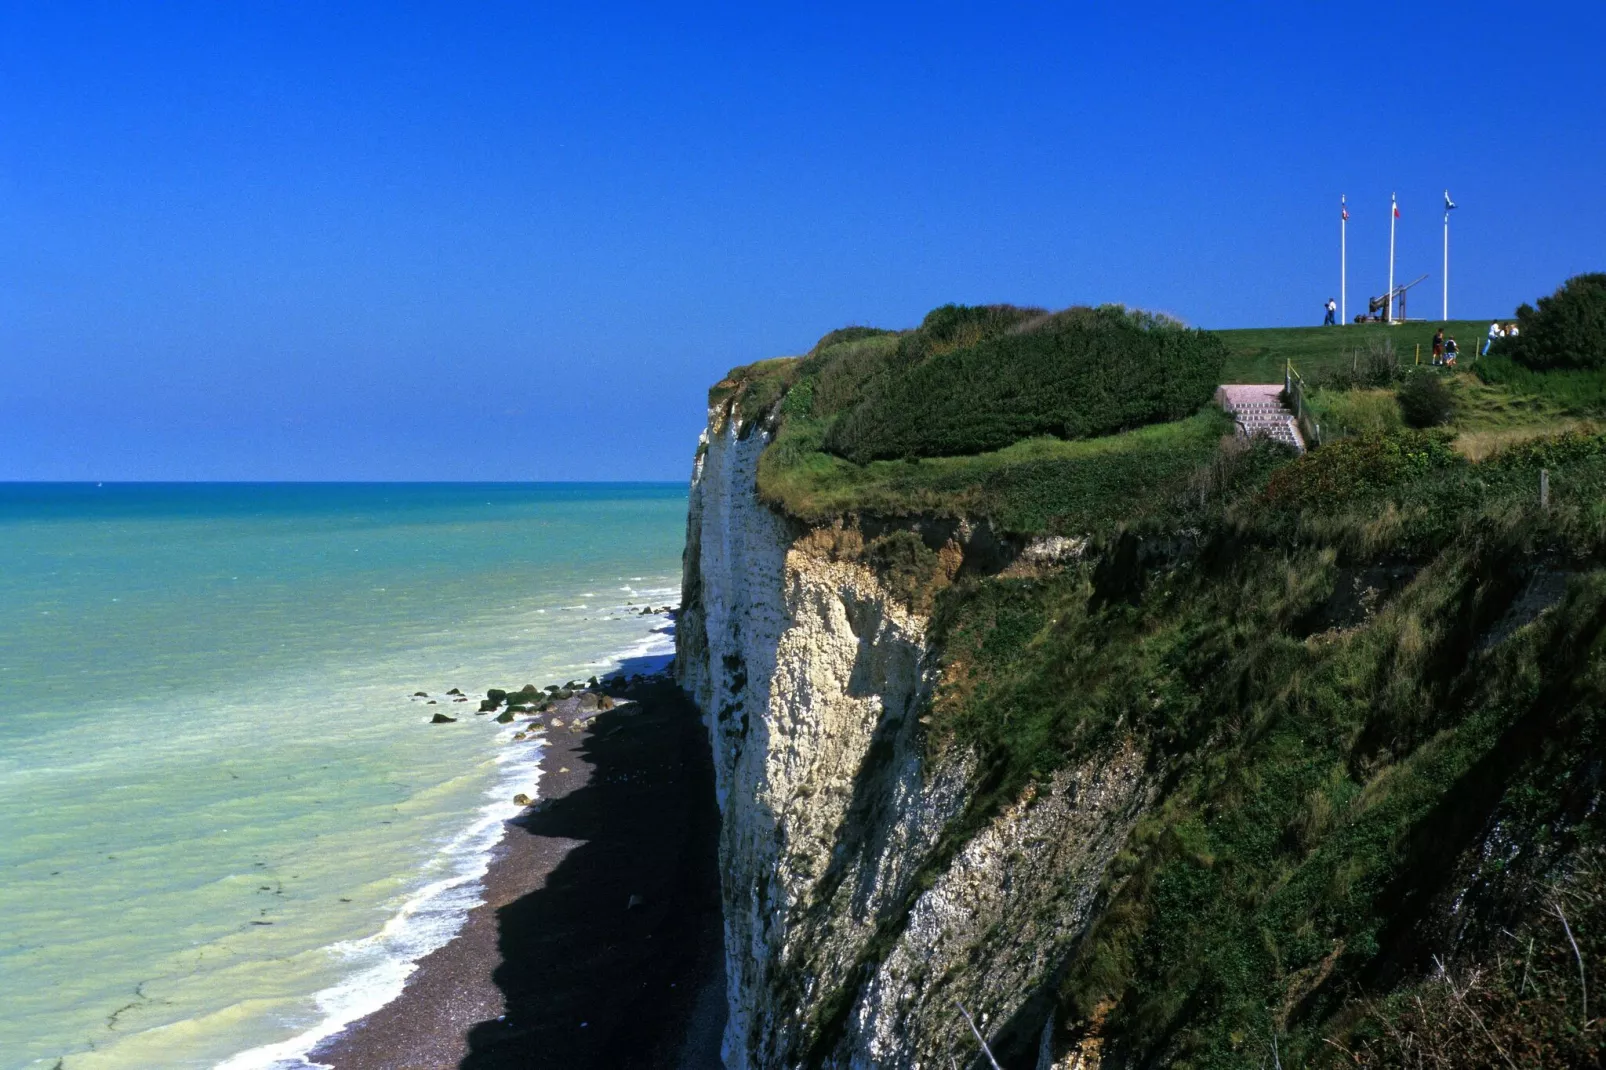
[711,299,1600,537]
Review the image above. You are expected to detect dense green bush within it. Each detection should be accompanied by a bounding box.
[820,305,1226,463]
[1509,272,1606,370]
[1397,370,1455,427]
[1262,429,1461,508]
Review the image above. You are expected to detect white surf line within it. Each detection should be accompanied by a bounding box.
[213,614,680,1070]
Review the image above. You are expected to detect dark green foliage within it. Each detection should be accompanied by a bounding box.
[911,302,1047,356]
[1397,371,1455,427]
[809,325,895,352]
[1509,272,1606,370]
[798,305,1043,423]
[1261,430,1461,508]
[821,306,1226,463]
[1345,855,1605,1067]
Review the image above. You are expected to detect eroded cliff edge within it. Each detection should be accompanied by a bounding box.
[677,397,1151,1068]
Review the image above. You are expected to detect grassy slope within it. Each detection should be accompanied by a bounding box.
[761,409,1236,534]
[920,434,1606,1068]
[1228,321,1604,457]
[1221,320,1490,383]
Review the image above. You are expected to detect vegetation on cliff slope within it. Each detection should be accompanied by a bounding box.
[919,428,1606,1066]
[712,282,1606,1067]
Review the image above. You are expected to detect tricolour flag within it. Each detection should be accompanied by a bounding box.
[1393,202,1401,219]
[1341,196,1349,221]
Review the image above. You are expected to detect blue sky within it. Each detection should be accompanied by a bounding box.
[2,2,1601,480]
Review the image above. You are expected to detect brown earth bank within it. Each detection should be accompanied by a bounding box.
[316,677,725,1070]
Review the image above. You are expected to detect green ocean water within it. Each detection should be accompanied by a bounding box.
[0,483,687,1070]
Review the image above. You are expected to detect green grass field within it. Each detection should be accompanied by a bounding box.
[1220,320,1492,383]
[758,408,1240,534]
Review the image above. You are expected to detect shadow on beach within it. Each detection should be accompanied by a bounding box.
[458,673,726,1069]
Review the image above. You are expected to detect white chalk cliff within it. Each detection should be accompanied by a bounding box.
[677,397,1153,1069]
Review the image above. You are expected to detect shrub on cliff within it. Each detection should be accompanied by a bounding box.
[1397,370,1455,428]
[799,305,1042,422]
[1509,272,1606,371]
[820,305,1226,463]
[1261,429,1461,509]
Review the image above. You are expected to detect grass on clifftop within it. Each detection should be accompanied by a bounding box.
[761,409,1241,534]
[714,305,1237,536]
[1220,320,1491,383]
[712,308,1605,538]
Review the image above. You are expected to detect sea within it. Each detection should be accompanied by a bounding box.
[0,483,688,1070]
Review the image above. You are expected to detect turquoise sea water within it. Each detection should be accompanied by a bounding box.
[0,483,687,1070]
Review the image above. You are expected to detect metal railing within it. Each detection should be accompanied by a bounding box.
[1284,360,1321,448]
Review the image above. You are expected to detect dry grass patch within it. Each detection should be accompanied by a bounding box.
[1455,421,1595,461]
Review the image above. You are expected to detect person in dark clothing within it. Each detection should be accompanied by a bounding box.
[1432,328,1445,365]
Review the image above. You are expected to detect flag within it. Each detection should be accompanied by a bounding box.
[1341,195,1349,221]
[1444,190,1458,211]
[1393,202,1401,219]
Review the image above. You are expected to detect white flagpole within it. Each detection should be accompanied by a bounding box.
[1388,192,1397,323]
[1443,204,1449,321]
[1341,195,1347,325]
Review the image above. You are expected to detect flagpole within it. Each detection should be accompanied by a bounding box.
[1388,192,1397,323]
[1443,207,1449,321]
[1341,195,1347,325]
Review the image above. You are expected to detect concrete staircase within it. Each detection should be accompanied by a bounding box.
[1217,385,1304,452]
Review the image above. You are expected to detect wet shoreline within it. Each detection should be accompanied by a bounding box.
[315,675,724,1069]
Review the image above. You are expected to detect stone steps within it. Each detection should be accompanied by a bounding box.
[1216,385,1305,452]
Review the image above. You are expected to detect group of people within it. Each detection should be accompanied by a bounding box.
[1482,320,1519,356]
[1431,323,1519,364]
[1431,328,1460,365]
[1320,297,1521,366]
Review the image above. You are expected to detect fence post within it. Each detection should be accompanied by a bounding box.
[1541,469,1550,511]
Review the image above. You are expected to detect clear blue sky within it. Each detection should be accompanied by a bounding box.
[3,2,1601,480]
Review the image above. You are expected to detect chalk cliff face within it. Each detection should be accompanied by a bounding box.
[677,399,1153,1069]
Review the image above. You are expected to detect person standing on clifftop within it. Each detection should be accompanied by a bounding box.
[1324,298,1337,325]
[1432,328,1445,364]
